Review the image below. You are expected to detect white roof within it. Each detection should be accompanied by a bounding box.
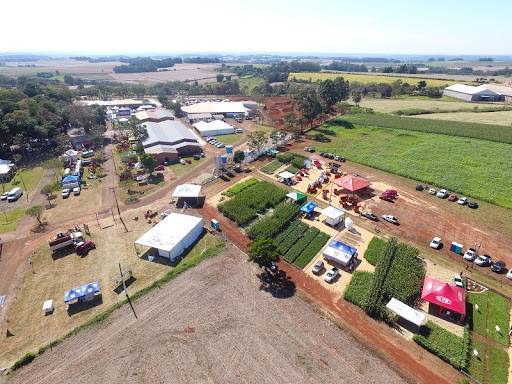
[42,299,54,311]
[172,184,202,198]
[135,213,203,252]
[444,84,498,96]
[64,149,78,156]
[0,159,14,175]
[183,101,248,115]
[321,205,345,219]
[323,245,352,265]
[135,109,174,122]
[386,298,426,327]
[193,120,234,134]
[278,171,296,179]
[483,84,512,97]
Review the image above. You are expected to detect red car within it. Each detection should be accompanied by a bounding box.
[76,240,96,256]
[447,194,458,202]
[155,165,165,171]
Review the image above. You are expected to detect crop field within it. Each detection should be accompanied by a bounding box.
[247,202,299,239]
[222,177,259,197]
[313,123,512,208]
[467,291,510,346]
[289,72,458,87]
[412,110,512,126]
[360,98,496,113]
[260,159,284,174]
[336,113,512,144]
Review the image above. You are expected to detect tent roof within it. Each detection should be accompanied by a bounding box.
[193,120,234,133]
[64,281,100,303]
[321,205,345,219]
[323,240,357,266]
[135,213,203,252]
[286,191,307,202]
[332,175,370,192]
[300,201,317,213]
[278,171,295,179]
[386,298,426,327]
[172,184,202,198]
[421,276,466,315]
[64,149,78,156]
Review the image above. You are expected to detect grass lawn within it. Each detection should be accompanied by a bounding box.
[0,166,44,195]
[313,124,512,208]
[488,345,509,384]
[289,72,458,87]
[167,157,206,177]
[467,291,510,346]
[412,110,512,126]
[467,339,485,383]
[217,133,243,145]
[360,98,496,114]
[0,208,25,233]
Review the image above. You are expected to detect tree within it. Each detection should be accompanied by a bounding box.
[216,74,225,82]
[296,88,322,129]
[417,80,427,90]
[284,112,301,138]
[26,205,44,225]
[333,77,350,102]
[139,153,157,174]
[40,181,60,207]
[233,150,245,164]
[169,101,182,117]
[351,90,363,105]
[249,238,278,269]
[319,79,338,112]
[247,131,267,153]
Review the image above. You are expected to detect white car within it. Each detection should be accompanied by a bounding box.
[428,188,436,195]
[324,267,339,283]
[0,192,8,201]
[73,187,81,196]
[475,255,492,267]
[457,196,468,205]
[179,158,186,165]
[62,189,71,198]
[453,274,464,288]
[382,215,400,225]
[436,189,449,198]
[463,248,477,261]
[506,269,512,280]
[430,237,442,249]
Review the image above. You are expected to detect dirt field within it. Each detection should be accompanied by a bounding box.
[7,246,408,384]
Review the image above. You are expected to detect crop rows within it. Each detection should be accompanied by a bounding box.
[248,202,299,239]
[293,232,330,269]
[274,221,308,254]
[260,160,283,174]
[222,178,259,197]
[283,227,320,263]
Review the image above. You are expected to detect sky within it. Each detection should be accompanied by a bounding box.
[1,0,510,55]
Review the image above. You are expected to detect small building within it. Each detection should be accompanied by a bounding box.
[172,184,203,208]
[67,128,92,150]
[135,109,174,123]
[187,113,213,124]
[193,120,235,137]
[443,84,500,102]
[0,159,15,182]
[135,213,204,261]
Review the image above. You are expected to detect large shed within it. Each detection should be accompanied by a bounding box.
[193,120,235,136]
[142,120,201,160]
[135,213,204,261]
[443,84,500,102]
[183,101,249,116]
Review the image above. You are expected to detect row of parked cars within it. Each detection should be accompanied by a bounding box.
[417,185,478,209]
[0,187,23,202]
[319,152,346,162]
[206,137,226,148]
[312,260,340,283]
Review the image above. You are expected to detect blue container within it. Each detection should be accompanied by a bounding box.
[221,155,228,164]
[210,219,220,230]
[225,145,234,154]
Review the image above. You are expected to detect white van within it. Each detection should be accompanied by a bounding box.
[7,187,23,202]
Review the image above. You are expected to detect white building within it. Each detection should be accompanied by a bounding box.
[443,84,500,102]
[135,213,204,261]
[182,101,249,116]
[193,120,235,136]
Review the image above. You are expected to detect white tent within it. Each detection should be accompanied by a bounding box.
[344,217,354,231]
[172,184,202,199]
[321,206,345,226]
[62,149,78,162]
[193,120,235,136]
[386,298,426,327]
[278,171,295,179]
[323,240,357,268]
[135,213,204,260]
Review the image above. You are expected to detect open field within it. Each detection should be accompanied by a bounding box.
[312,124,512,208]
[289,72,458,87]
[1,166,44,195]
[215,133,243,145]
[360,98,499,113]
[7,247,408,384]
[412,110,512,126]
[0,208,25,233]
[0,212,222,367]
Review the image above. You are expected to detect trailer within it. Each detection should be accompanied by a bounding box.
[49,230,84,253]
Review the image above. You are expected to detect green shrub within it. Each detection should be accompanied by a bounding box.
[413,322,469,371]
[293,232,330,269]
[364,237,387,266]
[277,152,294,163]
[344,271,374,308]
[285,165,300,174]
[11,352,37,371]
[222,178,259,197]
[275,221,309,255]
[248,202,299,239]
[260,160,283,174]
[284,227,319,263]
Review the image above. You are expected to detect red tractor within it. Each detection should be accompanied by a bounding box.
[379,189,399,202]
[76,240,96,256]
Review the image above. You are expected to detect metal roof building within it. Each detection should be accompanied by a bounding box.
[182,101,248,115]
[443,84,500,102]
[135,109,175,123]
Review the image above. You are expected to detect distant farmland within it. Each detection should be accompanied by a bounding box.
[289,72,459,87]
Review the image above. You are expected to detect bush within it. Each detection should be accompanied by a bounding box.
[248,202,299,239]
[276,152,294,164]
[260,160,283,174]
[11,352,37,371]
[344,271,374,308]
[275,221,309,255]
[283,227,319,263]
[222,178,259,197]
[364,237,387,266]
[294,232,330,269]
[413,322,469,371]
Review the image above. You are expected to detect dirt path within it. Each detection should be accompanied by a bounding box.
[7,246,408,384]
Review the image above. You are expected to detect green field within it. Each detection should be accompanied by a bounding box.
[412,110,512,126]
[0,209,25,233]
[217,133,243,145]
[1,166,44,195]
[360,98,497,113]
[313,122,512,208]
[239,76,265,95]
[467,291,510,346]
[289,72,458,87]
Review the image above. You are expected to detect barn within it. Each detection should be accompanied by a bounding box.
[443,84,500,102]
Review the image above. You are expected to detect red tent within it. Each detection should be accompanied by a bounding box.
[421,276,466,316]
[332,175,370,192]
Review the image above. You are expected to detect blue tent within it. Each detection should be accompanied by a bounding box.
[64,281,101,304]
[327,241,357,257]
[300,201,317,214]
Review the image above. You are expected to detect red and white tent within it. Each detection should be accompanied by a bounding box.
[421,276,466,317]
[332,175,370,192]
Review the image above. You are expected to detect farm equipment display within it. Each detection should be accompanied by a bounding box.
[379,189,399,202]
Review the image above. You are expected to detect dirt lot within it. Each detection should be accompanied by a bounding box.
[8,245,408,384]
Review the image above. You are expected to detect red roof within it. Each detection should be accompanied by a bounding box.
[421,276,466,315]
[332,175,370,192]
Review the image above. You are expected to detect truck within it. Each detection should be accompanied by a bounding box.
[49,230,84,253]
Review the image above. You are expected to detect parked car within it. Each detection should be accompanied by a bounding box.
[73,187,81,196]
[453,274,464,288]
[428,188,436,195]
[436,189,449,198]
[457,196,468,205]
[430,237,442,249]
[327,153,335,159]
[506,269,512,280]
[361,211,379,221]
[1,192,9,201]
[415,184,424,191]
[463,248,477,262]
[269,261,278,273]
[334,155,345,162]
[475,255,492,267]
[62,189,71,199]
[447,194,458,202]
[320,152,327,158]
[468,202,479,209]
[304,146,314,152]
[382,215,399,225]
[324,267,339,283]
[179,158,186,165]
[76,240,96,256]
[6,187,23,202]
[193,154,201,160]
[155,165,165,171]
[491,261,506,273]
[312,260,324,275]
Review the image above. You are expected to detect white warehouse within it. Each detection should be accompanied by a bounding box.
[193,120,235,136]
[443,84,500,102]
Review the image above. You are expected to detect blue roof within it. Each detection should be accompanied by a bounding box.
[64,281,100,303]
[300,201,318,214]
[328,241,357,257]
[62,175,79,183]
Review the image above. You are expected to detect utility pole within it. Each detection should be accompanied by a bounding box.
[110,187,127,232]
[19,173,29,202]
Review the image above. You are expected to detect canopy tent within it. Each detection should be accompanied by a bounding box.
[286,191,307,204]
[62,149,78,162]
[323,240,357,269]
[278,171,296,179]
[64,281,100,304]
[332,175,370,192]
[61,175,80,189]
[421,276,466,316]
[300,201,317,215]
[172,184,202,199]
[135,213,204,260]
[321,206,345,226]
[386,298,426,327]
